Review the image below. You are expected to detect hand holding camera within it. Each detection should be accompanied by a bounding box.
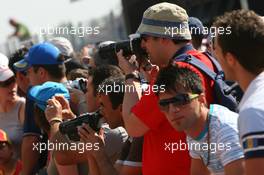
[59,111,102,141]
[78,123,105,156]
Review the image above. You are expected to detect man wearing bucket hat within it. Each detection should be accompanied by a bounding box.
[116,2,218,175]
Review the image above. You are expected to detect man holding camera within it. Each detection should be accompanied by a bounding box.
[48,65,129,173]
[77,75,143,175]
[116,2,217,175]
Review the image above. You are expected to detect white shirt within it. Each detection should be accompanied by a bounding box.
[238,71,264,159]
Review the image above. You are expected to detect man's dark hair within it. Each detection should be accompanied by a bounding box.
[32,54,66,80]
[213,10,264,74]
[88,65,124,96]
[155,64,203,95]
[172,39,190,45]
[8,47,29,75]
[190,35,203,50]
[98,76,125,109]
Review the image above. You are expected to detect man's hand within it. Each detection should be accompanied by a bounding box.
[139,60,159,83]
[45,97,63,123]
[69,88,86,105]
[78,124,105,157]
[116,50,137,74]
[54,95,75,119]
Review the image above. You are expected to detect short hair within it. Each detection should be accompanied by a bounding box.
[172,39,190,45]
[98,76,125,109]
[8,47,29,75]
[213,10,264,74]
[67,68,89,81]
[32,54,66,79]
[190,35,204,50]
[88,65,124,96]
[155,64,203,95]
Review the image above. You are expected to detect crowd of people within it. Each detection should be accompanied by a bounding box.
[0,2,264,175]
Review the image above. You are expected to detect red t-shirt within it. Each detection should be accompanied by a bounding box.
[13,160,22,175]
[132,89,191,175]
[177,50,215,105]
[131,48,215,175]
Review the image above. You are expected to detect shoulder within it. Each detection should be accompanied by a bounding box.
[210,104,239,127]
[238,107,264,138]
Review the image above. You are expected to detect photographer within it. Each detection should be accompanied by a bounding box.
[78,76,143,175]
[48,65,128,174]
[28,81,78,174]
[115,2,220,175]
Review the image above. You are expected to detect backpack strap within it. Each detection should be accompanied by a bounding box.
[202,51,223,74]
[175,54,222,81]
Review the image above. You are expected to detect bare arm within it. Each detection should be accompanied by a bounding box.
[122,79,149,137]
[116,51,149,137]
[21,136,40,175]
[87,156,101,175]
[245,158,264,175]
[52,132,88,165]
[191,158,211,175]
[224,158,245,175]
[117,165,142,175]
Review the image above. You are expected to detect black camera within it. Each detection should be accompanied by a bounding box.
[98,34,148,62]
[59,111,102,141]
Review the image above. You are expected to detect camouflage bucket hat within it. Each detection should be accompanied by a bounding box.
[137,2,191,40]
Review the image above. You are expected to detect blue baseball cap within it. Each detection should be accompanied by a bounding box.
[13,42,62,72]
[188,17,205,36]
[28,81,70,111]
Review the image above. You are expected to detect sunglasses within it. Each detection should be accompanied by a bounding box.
[141,34,149,42]
[159,93,199,112]
[0,76,16,88]
[0,142,8,150]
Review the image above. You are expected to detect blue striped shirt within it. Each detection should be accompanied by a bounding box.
[187,104,244,175]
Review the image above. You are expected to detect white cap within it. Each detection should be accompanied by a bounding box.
[0,65,14,81]
[0,53,9,66]
[48,37,74,57]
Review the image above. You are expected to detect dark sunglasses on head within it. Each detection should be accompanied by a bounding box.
[0,76,16,88]
[159,93,199,111]
[0,142,8,149]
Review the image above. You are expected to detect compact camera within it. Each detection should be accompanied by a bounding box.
[59,111,102,141]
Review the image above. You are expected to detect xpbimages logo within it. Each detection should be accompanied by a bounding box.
[164,25,231,38]
[97,82,165,95]
[32,140,100,154]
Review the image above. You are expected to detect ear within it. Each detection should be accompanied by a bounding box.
[197,93,207,106]
[38,67,47,79]
[225,52,238,67]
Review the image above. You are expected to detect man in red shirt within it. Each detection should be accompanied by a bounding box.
[117,2,216,175]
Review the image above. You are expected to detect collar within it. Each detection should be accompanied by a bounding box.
[171,43,194,59]
[238,71,264,110]
[193,105,213,141]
